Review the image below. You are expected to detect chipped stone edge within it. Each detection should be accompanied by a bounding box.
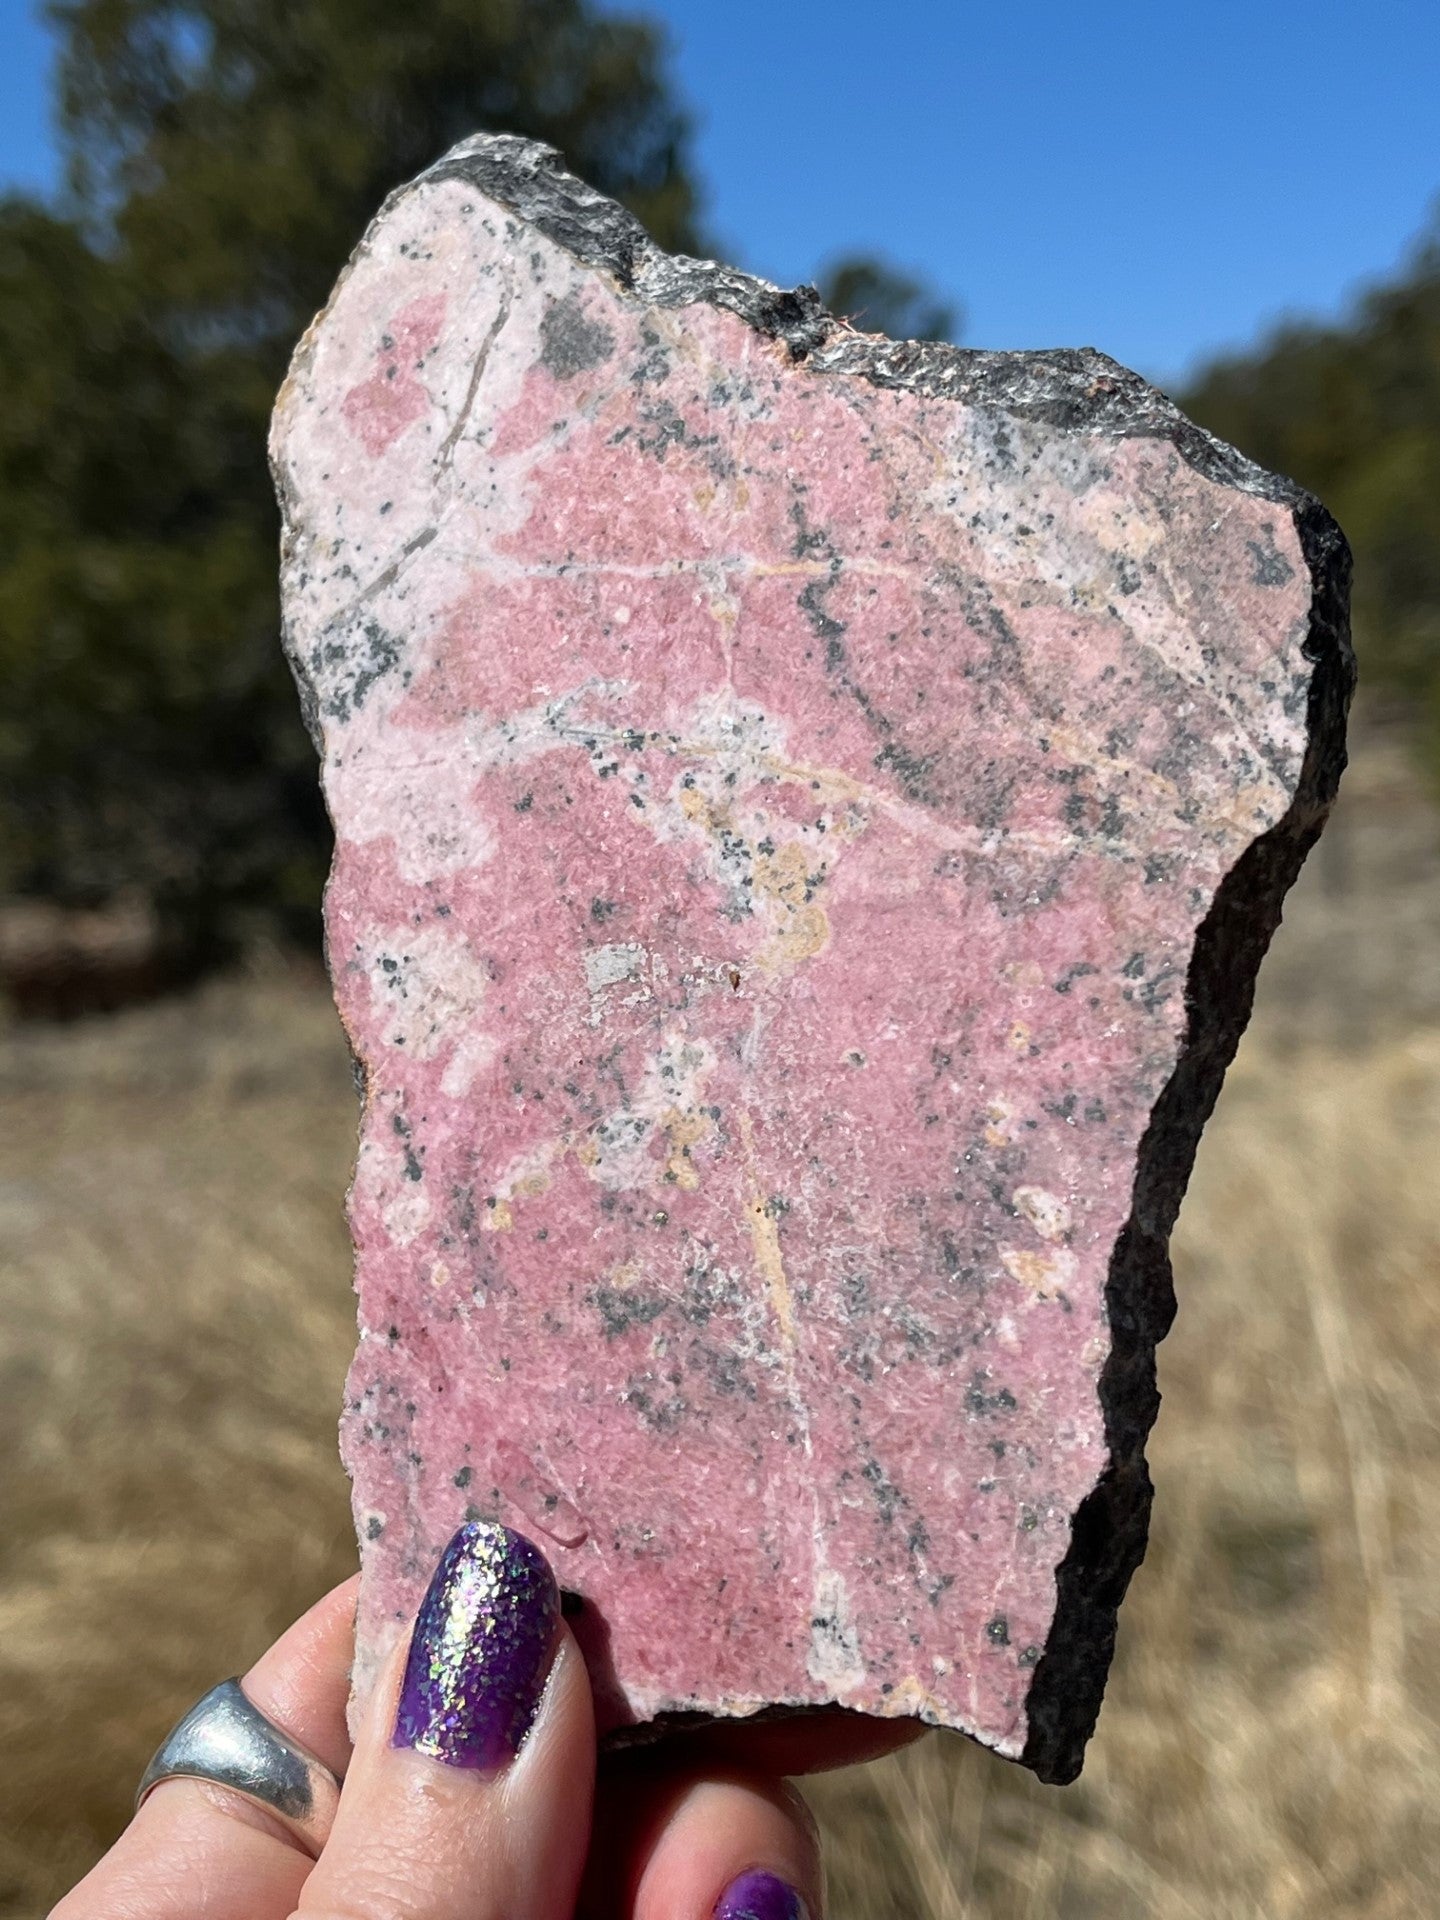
[270,132,1356,1784]
[1020,494,1352,1781]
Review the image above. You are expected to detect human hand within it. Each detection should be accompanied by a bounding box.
[55,1521,922,1920]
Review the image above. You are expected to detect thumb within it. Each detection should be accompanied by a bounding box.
[296,1521,594,1920]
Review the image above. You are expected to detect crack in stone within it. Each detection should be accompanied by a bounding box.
[436,270,515,475]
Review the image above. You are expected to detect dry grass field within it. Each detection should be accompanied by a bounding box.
[3,716,1438,1919]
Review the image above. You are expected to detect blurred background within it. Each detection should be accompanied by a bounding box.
[1,0,1438,1912]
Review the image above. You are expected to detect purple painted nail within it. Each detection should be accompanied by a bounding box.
[713,1870,810,1920]
[391,1520,559,1768]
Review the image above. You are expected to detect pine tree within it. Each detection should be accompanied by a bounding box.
[1184,218,1440,777]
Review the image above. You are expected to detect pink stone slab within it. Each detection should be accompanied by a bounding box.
[270,135,1352,1782]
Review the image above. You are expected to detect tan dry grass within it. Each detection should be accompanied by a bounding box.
[0,967,360,1909]
[2,731,1439,1918]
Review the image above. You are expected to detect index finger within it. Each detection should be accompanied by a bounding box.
[52,1574,358,1920]
[615,1704,925,1777]
[240,1570,358,1782]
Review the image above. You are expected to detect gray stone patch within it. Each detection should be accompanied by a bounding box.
[540,291,617,379]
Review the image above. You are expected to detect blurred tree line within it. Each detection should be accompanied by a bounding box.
[1183,215,1440,769]
[0,0,954,973]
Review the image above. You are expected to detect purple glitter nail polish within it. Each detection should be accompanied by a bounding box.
[713,1870,810,1920]
[392,1520,559,1768]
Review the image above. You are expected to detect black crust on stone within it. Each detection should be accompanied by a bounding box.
[273,131,1355,1782]
[1021,501,1353,1783]
[418,133,1317,513]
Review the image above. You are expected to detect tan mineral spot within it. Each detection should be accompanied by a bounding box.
[738,1108,797,1350]
[1013,1186,1073,1241]
[660,1107,711,1189]
[1001,1246,1077,1299]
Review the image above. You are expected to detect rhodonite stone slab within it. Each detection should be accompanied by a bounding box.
[271,135,1351,1782]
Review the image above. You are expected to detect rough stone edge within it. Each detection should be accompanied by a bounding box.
[269,131,1356,1781]
[415,133,1317,510]
[1020,499,1353,1781]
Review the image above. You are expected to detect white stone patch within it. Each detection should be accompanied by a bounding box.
[467,678,635,771]
[584,942,646,991]
[382,1183,433,1247]
[542,684,786,820]
[657,688,792,820]
[579,1028,717,1192]
[583,941,655,1028]
[440,1029,497,1099]
[1013,1184,1072,1242]
[360,920,491,1069]
[1000,1244,1079,1298]
[806,1568,865,1692]
[486,1137,561,1210]
[325,703,497,885]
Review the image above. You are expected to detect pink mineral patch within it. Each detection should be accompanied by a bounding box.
[271,136,1351,1781]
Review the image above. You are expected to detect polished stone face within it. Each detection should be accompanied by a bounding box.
[271,136,1349,1781]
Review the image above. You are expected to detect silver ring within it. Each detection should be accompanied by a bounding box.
[136,1678,341,1852]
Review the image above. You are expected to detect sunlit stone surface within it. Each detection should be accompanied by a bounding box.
[271,135,1351,1781]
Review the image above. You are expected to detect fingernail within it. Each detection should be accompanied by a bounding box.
[713,1870,810,1920]
[392,1519,559,1769]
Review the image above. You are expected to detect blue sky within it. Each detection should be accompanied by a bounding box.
[2,0,1437,384]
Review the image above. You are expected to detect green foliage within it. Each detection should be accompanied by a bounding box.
[0,196,322,931]
[1,0,702,949]
[818,253,959,343]
[50,0,701,340]
[1183,217,1440,773]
